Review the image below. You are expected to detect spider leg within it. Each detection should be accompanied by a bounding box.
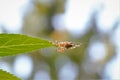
[57,47,65,53]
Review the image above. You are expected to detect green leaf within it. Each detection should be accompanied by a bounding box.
[0,69,21,80]
[0,34,54,57]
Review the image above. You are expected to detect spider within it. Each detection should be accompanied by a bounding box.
[53,41,81,53]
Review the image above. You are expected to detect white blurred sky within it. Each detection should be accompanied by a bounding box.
[0,0,120,79]
[0,0,30,33]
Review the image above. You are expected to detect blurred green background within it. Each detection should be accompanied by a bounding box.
[0,0,120,80]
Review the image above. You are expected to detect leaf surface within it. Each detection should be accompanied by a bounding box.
[0,69,21,80]
[0,34,53,57]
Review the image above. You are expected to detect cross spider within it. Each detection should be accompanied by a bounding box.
[53,41,80,53]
